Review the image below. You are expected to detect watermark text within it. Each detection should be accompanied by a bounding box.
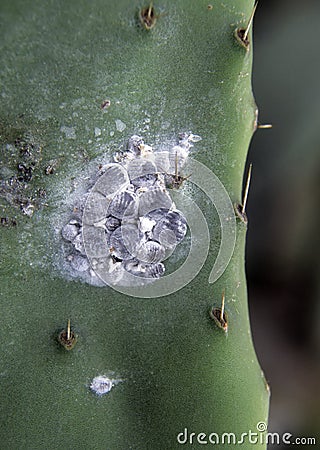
[177,423,317,446]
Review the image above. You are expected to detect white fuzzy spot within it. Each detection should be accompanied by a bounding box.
[90,375,122,396]
[90,376,113,395]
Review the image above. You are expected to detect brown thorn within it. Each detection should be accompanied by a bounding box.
[209,291,228,333]
[57,319,77,351]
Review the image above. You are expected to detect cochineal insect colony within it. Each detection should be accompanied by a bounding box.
[61,133,201,287]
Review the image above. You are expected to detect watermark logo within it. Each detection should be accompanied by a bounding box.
[82,153,236,298]
[176,423,317,446]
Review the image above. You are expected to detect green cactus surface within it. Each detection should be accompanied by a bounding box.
[0,1,269,449]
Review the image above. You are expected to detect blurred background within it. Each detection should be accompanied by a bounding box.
[247,0,320,447]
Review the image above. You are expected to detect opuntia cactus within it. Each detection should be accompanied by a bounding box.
[0,1,269,448]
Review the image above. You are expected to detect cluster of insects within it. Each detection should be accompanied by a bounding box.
[61,133,200,286]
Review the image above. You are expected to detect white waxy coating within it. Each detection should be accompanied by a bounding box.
[131,173,158,189]
[145,262,165,278]
[144,208,170,222]
[139,216,156,234]
[69,254,90,272]
[115,119,126,132]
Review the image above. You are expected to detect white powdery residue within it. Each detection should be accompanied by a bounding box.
[94,127,102,137]
[115,119,126,132]
[139,216,156,233]
[60,126,76,139]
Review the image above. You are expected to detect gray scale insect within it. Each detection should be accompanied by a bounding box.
[107,190,137,219]
[135,240,166,264]
[144,208,170,222]
[61,220,81,242]
[152,210,187,248]
[131,173,158,188]
[127,135,144,154]
[105,216,121,232]
[124,259,165,279]
[144,262,165,279]
[109,224,141,261]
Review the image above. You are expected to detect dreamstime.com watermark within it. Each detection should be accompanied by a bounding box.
[176,422,317,446]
